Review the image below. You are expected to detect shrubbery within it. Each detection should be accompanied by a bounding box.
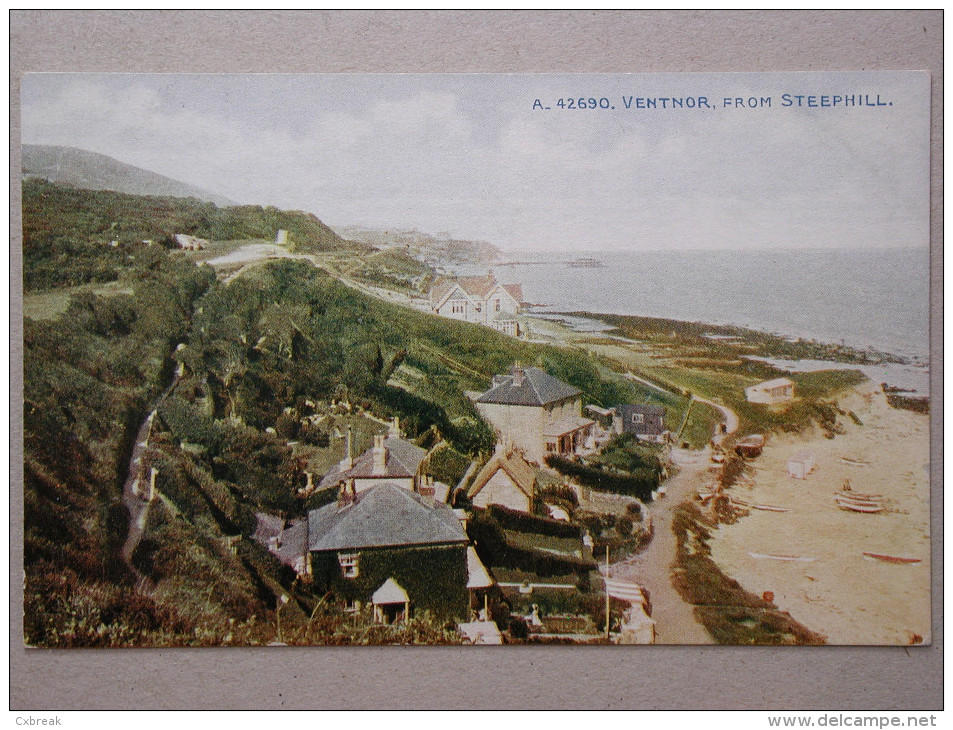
[485,504,582,539]
[467,510,592,581]
[545,454,659,501]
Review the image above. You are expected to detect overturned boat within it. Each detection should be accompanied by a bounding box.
[735,434,765,458]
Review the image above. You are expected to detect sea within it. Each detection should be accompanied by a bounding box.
[479,247,931,394]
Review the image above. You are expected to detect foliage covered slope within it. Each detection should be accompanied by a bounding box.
[22,179,370,290]
[22,180,664,645]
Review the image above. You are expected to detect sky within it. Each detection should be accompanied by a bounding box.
[20,72,930,253]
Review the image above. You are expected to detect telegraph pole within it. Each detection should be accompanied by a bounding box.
[605,544,610,641]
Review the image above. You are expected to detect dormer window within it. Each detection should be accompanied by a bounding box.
[338,552,360,578]
[632,413,644,424]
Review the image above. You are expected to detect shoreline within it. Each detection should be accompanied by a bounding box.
[523,309,929,395]
[532,309,924,367]
[704,380,931,645]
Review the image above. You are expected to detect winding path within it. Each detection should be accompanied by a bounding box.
[605,400,740,644]
[120,366,181,591]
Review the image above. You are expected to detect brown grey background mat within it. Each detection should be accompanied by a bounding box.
[9,9,943,711]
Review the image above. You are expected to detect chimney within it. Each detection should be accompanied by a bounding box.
[511,362,525,387]
[388,416,401,439]
[418,476,435,506]
[337,480,355,507]
[343,427,354,470]
[305,471,314,490]
[373,434,387,474]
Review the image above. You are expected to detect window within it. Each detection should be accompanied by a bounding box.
[632,413,644,424]
[495,299,501,312]
[475,303,482,313]
[338,552,360,578]
[451,301,465,315]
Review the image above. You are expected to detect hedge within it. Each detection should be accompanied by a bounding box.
[485,504,582,539]
[545,455,658,500]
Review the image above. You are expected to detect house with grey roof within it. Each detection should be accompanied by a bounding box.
[318,426,430,495]
[307,483,471,620]
[613,404,670,443]
[473,364,595,464]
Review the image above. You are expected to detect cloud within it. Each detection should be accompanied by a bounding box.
[20,73,929,252]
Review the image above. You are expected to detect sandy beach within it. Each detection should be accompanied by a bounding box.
[707,380,931,645]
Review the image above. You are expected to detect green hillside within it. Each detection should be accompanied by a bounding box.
[22,179,370,290]
[22,179,668,645]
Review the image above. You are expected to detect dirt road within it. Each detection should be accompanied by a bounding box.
[610,447,717,644]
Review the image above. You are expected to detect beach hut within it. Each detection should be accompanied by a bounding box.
[787,451,816,480]
[745,377,795,404]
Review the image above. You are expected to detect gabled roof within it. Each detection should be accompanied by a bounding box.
[308,483,468,552]
[372,577,409,605]
[457,275,498,299]
[475,366,581,407]
[273,519,309,567]
[429,278,459,306]
[350,437,426,479]
[466,546,495,589]
[318,436,427,489]
[467,445,537,501]
[500,283,523,304]
[429,275,523,310]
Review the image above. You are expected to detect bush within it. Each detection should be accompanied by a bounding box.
[467,510,592,579]
[545,454,659,500]
[422,443,471,487]
[486,504,582,539]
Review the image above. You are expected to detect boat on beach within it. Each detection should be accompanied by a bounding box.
[750,504,788,512]
[862,552,922,565]
[836,499,885,513]
[735,434,765,458]
[749,552,816,562]
[834,490,882,500]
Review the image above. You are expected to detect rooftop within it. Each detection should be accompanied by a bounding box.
[430,275,523,307]
[476,365,581,407]
[749,377,796,390]
[308,483,468,552]
[467,444,537,501]
[318,435,427,489]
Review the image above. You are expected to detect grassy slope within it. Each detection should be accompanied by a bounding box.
[22,179,370,290]
[569,319,867,437]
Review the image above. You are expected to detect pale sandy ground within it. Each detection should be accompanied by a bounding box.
[708,380,931,645]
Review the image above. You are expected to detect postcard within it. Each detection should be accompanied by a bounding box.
[19,72,931,647]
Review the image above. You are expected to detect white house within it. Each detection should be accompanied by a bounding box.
[745,377,796,404]
[429,275,523,336]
